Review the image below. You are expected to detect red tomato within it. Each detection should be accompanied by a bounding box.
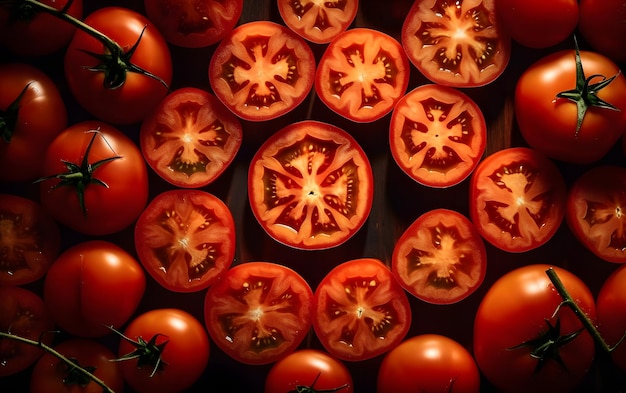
[377,334,480,393]
[566,165,626,263]
[473,264,596,393]
[140,87,242,188]
[0,0,83,56]
[43,240,146,338]
[134,189,236,292]
[315,27,410,123]
[597,264,626,372]
[30,338,124,393]
[469,147,567,253]
[313,258,412,361]
[0,194,60,286]
[515,48,626,164]
[401,0,510,87]
[117,308,210,393]
[264,349,354,393]
[0,286,55,377]
[38,120,149,236]
[144,0,243,48]
[389,84,486,188]
[277,0,359,44]
[203,261,314,365]
[392,208,486,305]
[0,63,67,183]
[248,120,373,250]
[496,0,578,49]
[64,6,172,125]
[578,0,626,64]
[208,20,316,121]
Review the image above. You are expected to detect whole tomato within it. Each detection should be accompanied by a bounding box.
[597,264,626,373]
[578,0,626,64]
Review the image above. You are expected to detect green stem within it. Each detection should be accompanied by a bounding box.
[0,331,116,393]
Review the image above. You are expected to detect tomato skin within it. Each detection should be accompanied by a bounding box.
[277,0,359,44]
[515,49,626,164]
[313,258,412,361]
[264,349,354,393]
[140,87,243,188]
[43,240,146,338]
[118,308,210,393]
[0,63,67,183]
[578,0,626,64]
[377,334,480,393]
[64,6,172,125]
[134,189,236,292]
[473,264,596,393]
[38,120,149,236]
[597,264,626,372]
[30,338,124,393]
[566,165,626,263]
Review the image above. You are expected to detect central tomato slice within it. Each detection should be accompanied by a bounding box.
[248,120,373,250]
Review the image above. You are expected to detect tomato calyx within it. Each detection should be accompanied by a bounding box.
[0,81,29,143]
[110,326,169,378]
[555,37,621,138]
[288,372,350,393]
[61,357,97,387]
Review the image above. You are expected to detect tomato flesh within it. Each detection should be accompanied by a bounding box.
[277,0,359,44]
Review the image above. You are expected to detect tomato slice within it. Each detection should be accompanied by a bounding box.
[134,189,235,293]
[401,0,510,87]
[389,84,486,188]
[203,261,314,365]
[248,120,373,250]
[566,165,626,263]
[392,208,486,304]
[313,258,412,361]
[208,20,316,121]
[469,147,567,253]
[277,0,359,44]
[140,87,242,188]
[315,27,410,123]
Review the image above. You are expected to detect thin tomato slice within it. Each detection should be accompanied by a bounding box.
[277,0,359,44]
[248,120,373,250]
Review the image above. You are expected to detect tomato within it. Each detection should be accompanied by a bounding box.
[401,0,510,87]
[134,189,236,292]
[377,334,480,393]
[117,308,210,393]
[37,120,149,236]
[469,147,567,253]
[64,6,172,125]
[264,349,354,393]
[43,240,146,338]
[208,20,316,121]
[0,63,67,183]
[515,47,626,164]
[0,286,54,377]
[144,0,243,48]
[248,120,373,250]
[0,194,60,286]
[389,84,486,188]
[140,87,243,188]
[496,0,578,49]
[203,261,314,365]
[565,165,626,263]
[597,264,626,373]
[313,258,411,361]
[276,0,359,44]
[578,0,626,64]
[473,264,596,393]
[0,0,83,56]
[30,338,124,393]
[392,208,486,305]
[315,27,409,123]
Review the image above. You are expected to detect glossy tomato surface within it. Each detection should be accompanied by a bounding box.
[597,264,626,373]
[277,0,359,44]
[578,0,626,64]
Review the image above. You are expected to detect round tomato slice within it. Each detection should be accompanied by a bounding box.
[248,120,373,250]
[134,189,236,292]
[392,208,486,305]
[313,258,412,361]
[208,20,316,121]
[203,261,314,365]
[277,0,359,44]
[389,84,486,188]
[401,0,510,87]
[469,147,567,253]
[566,165,626,263]
[140,87,242,188]
[315,27,410,123]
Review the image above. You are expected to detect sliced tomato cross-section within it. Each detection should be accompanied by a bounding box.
[277,0,359,44]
